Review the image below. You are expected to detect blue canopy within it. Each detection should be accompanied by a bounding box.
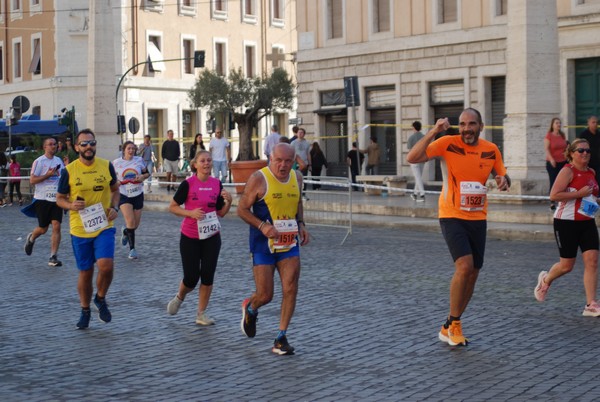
[0,119,76,136]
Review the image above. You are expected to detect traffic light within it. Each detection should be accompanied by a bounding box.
[117,115,126,134]
[194,50,205,68]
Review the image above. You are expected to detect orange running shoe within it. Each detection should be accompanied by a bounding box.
[447,320,468,346]
[438,325,449,344]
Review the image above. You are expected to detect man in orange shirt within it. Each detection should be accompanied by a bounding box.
[407,108,510,346]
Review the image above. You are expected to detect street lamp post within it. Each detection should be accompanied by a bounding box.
[114,51,205,146]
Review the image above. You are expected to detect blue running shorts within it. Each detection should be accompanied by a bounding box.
[71,227,116,271]
[252,246,300,266]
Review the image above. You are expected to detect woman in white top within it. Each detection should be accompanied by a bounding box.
[113,141,150,259]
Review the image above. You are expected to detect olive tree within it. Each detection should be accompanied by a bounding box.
[188,67,294,160]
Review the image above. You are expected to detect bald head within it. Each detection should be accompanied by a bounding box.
[272,143,295,159]
[269,143,295,180]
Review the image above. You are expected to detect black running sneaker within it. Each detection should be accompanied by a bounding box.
[93,295,112,323]
[241,298,257,338]
[24,232,35,256]
[77,308,91,330]
[48,255,62,267]
[272,336,295,355]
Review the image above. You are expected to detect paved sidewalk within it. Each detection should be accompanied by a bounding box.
[1,206,599,401]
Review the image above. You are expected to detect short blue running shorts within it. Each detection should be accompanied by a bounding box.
[71,227,116,271]
[252,246,300,266]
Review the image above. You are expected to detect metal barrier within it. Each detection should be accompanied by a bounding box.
[302,176,352,245]
[220,176,353,245]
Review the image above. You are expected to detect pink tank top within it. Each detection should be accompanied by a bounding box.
[180,175,222,239]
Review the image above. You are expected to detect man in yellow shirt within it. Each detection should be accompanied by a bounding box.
[56,129,120,330]
[407,108,510,346]
[237,143,310,355]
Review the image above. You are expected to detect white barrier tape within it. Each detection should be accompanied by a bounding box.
[303,179,552,201]
[0,176,30,181]
[149,178,551,202]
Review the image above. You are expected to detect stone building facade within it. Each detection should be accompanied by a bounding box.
[296,0,600,194]
[0,0,297,160]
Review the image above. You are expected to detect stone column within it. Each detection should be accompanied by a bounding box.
[87,0,119,159]
[503,0,559,195]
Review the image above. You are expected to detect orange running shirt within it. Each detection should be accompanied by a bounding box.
[426,135,507,220]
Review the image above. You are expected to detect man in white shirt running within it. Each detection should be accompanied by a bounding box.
[24,137,65,267]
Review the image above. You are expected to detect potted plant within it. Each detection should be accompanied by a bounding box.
[188,67,295,192]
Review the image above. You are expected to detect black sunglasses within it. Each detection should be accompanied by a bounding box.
[78,140,97,147]
[575,148,591,154]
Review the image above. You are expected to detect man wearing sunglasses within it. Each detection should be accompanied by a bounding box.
[56,129,120,330]
[408,108,510,347]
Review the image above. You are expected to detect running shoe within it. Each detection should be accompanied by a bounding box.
[241,298,258,338]
[167,295,183,315]
[195,312,215,326]
[582,301,600,317]
[410,193,418,201]
[417,195,425,202]
[534,271,550,302]
[24,232,35,256]
[438,325,449,344]
[272,336,295,355]
[76,308,91,330]
[128,249,138,260]
[93,295,112,323]
[447,320,468,346]
[48,255,62,267]
[121,226,128,246]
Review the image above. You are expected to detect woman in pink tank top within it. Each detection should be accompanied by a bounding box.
[166,150,232,326]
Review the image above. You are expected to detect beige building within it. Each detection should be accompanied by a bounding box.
[0,0,297,161]
[296,0,600,193]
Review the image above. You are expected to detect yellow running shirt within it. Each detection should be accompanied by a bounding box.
[249,167,300,254]
[58,158,117,238]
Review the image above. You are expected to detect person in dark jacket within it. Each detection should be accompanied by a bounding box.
[189,133,206,161]
[309,142,328,190]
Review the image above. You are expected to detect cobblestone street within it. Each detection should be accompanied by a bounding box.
[1,207,599,401]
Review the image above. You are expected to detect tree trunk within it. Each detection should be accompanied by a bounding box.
[235,115,256,161]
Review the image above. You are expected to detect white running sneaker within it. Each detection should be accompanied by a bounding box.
[582,301,600,317]
[534,271,550,302]
[167,295,183,315]
[195,311,215,326]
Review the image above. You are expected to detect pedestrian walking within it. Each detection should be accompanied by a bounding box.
[309,142,327,190]
[408,121,426,201]
[161,129,180,192]
[208,128,231,182]
[0,152,8,207]
[137,135,155,193]
[545,117,568,210]
[8,154,23,206]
